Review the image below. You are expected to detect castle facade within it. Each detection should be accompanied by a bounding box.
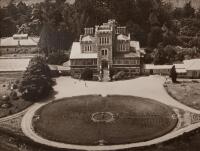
[70,19,144,80]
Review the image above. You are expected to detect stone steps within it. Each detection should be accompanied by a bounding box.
[102,69,110,82]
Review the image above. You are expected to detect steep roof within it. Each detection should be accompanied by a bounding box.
[70,42,97,59]
[0,36,39,47]
[81,35,95,42]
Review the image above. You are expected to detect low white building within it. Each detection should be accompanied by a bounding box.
[144,64,172,75]
[144,59,200,79]
[0,34,39,55]
[184,59,200,78]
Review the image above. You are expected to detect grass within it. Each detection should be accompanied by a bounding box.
[166,80,200,110]
[0,72,33,118]
[34,95,177,145]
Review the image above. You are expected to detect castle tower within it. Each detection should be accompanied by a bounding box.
[95,20,116,73]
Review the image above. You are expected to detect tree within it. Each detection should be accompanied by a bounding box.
[183,2,195,18]
[154,44,177,65]
[19,56,53,101]
[148,26,163,48]
[47,52,69,65]
[170,65,177,83]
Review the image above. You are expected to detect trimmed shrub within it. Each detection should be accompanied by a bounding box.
[81,68,93,81]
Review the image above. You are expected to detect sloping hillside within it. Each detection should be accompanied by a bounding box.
[1,0,199,9]
[164,0,200,9]
[0,0,75,8]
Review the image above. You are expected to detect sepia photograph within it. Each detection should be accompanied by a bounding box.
[0,0,200,151]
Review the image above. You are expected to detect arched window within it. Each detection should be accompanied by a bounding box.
[102,49,104,55]
[105,49,107,55]
[101,49,108,56]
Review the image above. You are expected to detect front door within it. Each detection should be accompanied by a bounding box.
[102,60,108,69]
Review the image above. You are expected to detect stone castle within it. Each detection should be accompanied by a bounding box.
[69,19,144,80]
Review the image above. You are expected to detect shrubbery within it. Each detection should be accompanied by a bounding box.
[112,71,126,81]
[19,56,53,101]
[81,68,93,81]
[10,91,18,100]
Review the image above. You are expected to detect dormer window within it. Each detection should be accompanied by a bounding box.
[83,45,92,52]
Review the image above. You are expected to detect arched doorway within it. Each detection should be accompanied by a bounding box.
[150,69,153,75]
[101,60,108,69]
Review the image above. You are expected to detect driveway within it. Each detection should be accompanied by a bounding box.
[21,76,200,150]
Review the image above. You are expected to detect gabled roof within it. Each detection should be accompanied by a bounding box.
[70,42,97,59]
[117,34,130,41]
[184,59,200,70]
[81,35,95,42]
[0,36,39,47]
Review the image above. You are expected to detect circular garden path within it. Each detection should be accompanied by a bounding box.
[21,76,200,150]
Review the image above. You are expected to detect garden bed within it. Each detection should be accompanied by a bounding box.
[166,80,200,110]
[0,72,33,118]
[33,95,177,145]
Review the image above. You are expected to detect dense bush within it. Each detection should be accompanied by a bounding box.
[81,68,93,81]
[19,56,53,101]
[109,68,115,80]
[10,91,18,100]
[112,71,126,81]
[2,95,10,101]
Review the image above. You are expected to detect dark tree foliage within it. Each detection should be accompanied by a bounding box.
[0,0,199,66]
[148,26,163,48]
[35,0,73,56]
[154,44,177,65]
[170,65,177,83]
[47,52,69,65]
[183,2,195,18]
[19,56,53,101]
[0,1,33,38]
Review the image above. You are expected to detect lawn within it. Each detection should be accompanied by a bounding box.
[34,95,177,145]
[0,72,33,118]
[166,80,200,110]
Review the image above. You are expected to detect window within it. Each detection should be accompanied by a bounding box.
[101,49,108,56]
[102,50,104,55]
[99,37,109,45]
[105,49,107,55]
